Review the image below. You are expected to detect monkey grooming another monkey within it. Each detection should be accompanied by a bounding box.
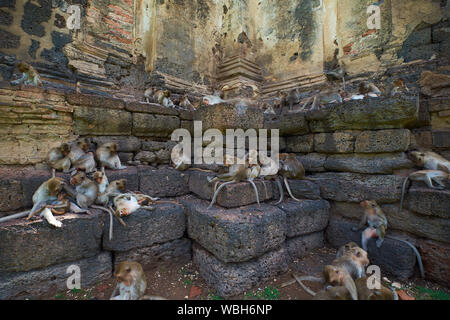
[153,89,174,108]
[358,81,382,97]
[70,171,98,209]
[353,200,424,278]
[399,170,449,214]
[96,142,127,170]
[27,177,66,220]
[10,62,43,87]
[47,143,71,177]
[410,151,450,173]
[68,138,90,164]
[72,151,96,173]
[110,261,166,300]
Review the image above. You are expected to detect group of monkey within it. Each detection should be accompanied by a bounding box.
[0,139,165,240]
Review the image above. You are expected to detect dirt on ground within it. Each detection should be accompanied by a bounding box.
[41,246,449,301]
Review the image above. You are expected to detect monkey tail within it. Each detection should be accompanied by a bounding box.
[385,235,425,278]
[0,210,30,224]
[398,177,410,215]
[293,274,324,297]
[91,205,114,241]
[139,295,167,300]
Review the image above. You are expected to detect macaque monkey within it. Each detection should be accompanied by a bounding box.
[93,168,109,205]
[325,66,346,91]
[47,143,71,177]
[144,88,155,103]
[312,285,354,300]
[336,241,360,258]
[353,200,424,278]
[202,95,226,105]
[206,156,249,209]
[245,150,262,206]
[113,193,154,218]
[355,277,398,300]
[70,171,98,208]
[27,177,65,220]
[410,151,450,173]
[399,170,449,214]
[179,94,196,111]
[390,78,409,97]
[259,152,283,201]
[153,89,174,108]
[302,89,343,111]
[10,62,43,87]
[96,142,126,170]
[286,88,301,112]
[331,243,369,280]
[274,91,287,114]
[358,81,381,97]
[68,138,90,164]
[110,261,166,300]
[277,153,305,203]
[72,151,96,173]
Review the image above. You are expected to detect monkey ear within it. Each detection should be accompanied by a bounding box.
[343,275,358,300]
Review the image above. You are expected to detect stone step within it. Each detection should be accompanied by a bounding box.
[193,243,290,298]
[406,186,450,219]
[188,171,274,208]
[181,196,330,264]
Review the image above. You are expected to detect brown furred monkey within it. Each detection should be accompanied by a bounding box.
[399,170,449,214]
[331,243,369,280]
[353,200,425,278]
[355,277,398,300]
[70,171,98,209]
[47,143,71,177]
[286,88,301,112]
[96,142,127,170]
[179,94,196,111]
[28,177,66,220]
[301,89,344,111]
[358,81,382,97]
[72,151,96,173]
[110,261,166,300]
[410,151,450,173]
[68,138,90,164]
[277,153,305,204]
[10,62,43,87]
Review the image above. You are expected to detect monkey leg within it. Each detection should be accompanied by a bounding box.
[27,201,47,220]
[375,225,386,248]
[274,178,284,205]
[0,210,31,223]
[362,227,377,251]
[208,180,236,209]
[69,202,89,214]
[284,177,302,202]
[247,179,260,206]
[41,208,62,228]
[262,180,269,199]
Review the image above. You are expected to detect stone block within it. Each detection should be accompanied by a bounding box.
[406,187,450,219]
[355,129,411,153]
[184,197,286,263]
[132,113,180,138]
[139,167,189,197]
[314,131,357,153]
[74,106,132,135]
[416,239,450,286]
[286,134,314,153]
[264,112,309,136]
[286,232,324,260]
[298,153,327,172]
[90,136,141,152]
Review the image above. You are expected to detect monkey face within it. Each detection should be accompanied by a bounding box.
[78,139,90,152]
[409,151,425,166]
[351,247,370,268]
[360,200,378,215]
[58,191,68,201]
[70,171,86,186]
[164,90,170,98]
[115,179,126,192]
[48,177,65,195]
[106,143,118,154]
[114,262,135,286]
[60,143,71,156]
[323,265,344,286]
[93,171,104,184]
[17,62,30,72]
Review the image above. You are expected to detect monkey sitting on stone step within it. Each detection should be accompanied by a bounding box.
[276,153,305,204]
[68,138,91,164]
[154,89,175,108]
[96,142,127,170]
[301,88,344,111]
[358,81,382,97]
[390,78,409,97]
[10,62,43,87]
[352,200,424,278]
[286,88,302,112]
[110,261,167,300]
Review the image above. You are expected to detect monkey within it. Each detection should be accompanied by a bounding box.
[325,66,346,91]
[70,171,98,209]
[245,150,262,206]
[286,88,301,112]
[277,153,305,203]
[262,103,276,115]
[93,168,109,205]
[96,142,127,170]
[68,138,90,164]
[144,88,155,103]
[331,244,370,280]
[354,277,398,300]
[399,170,449,214]
[275,91,287,114]
[258,152,284,202]
[312,285,354,300]
[113,193,155,217]
[72,151,96,173]
[206,155,249,209]
[409,151,450,173]
[352,200,425,278]
[358,81,382,97]
[301,89,343,111]
[47,143,71,177]
[179,94,196,111]
[390,78,409,97]
[336,241,360,258]
[110,261,166,300]
[153,89,174,108]
[202,95,226,106]
[10,62,43,87]
[27,177,66,220]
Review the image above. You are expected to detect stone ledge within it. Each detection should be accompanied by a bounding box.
[407,187,450,219]
[286,232,324,260]
[139,167,190,198]
[272,179,321,200]
[326,216,418,279]
[125,101,179,116]
[264,112,309,136]
[0,252,112,300]
[66,93,125,110]
[189,171,273,208]
[0,210,104,273]
[193,243,290,298]
[102,203,185,252]
[183,197,287,263]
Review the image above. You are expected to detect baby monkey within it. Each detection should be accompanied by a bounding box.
[10,62,43,87]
